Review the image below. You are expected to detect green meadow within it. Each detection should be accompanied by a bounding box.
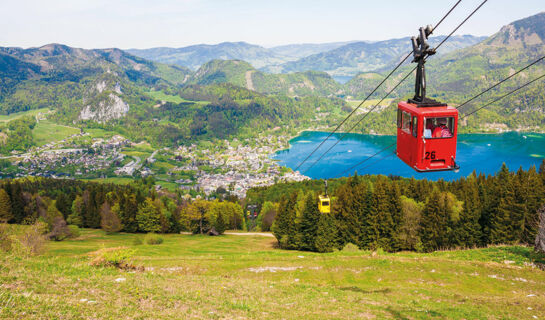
[0,108,50,123]
[32,120,80,146]
[1,229,544,319]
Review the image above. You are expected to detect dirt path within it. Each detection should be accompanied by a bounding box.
[245,70,255,91]
[224,231,274,237]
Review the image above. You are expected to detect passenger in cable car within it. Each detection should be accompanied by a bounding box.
[432,118,453,138]
[424,121,434,138]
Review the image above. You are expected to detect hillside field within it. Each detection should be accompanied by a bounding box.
[32,120,80,146]
[1,229,544,319]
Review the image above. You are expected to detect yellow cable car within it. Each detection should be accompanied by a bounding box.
[318,195,331,214]
[318,180,331,214]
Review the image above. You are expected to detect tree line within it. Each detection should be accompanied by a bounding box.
[0,177,246,238]
[262,162,545,252]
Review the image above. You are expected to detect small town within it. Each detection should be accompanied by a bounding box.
[1,131,309,198]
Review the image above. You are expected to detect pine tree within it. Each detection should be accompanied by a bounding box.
[214,211,227,235]
[336,179,366,248]
[362,180,395,251]
[271,192,297,249]
[491,182,524,244]
[518,166,544,244]
[539,160,545,186]
[314,213,338,253]
[10,183,25,223]
[67,195,84,227]
[120,193,139,233]
[55,193,72,219]
[456,175,482,248]
[299,193,320,251]
[388,182,403,251]
[419,188,448,252]
[136,198,162,233]
[0,188,13,223]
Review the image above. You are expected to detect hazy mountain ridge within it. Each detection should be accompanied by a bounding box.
[127,42,296,70]
[267,41,361,59]
[269,35,487,76]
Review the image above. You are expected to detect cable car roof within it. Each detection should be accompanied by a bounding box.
[398,101,458,115]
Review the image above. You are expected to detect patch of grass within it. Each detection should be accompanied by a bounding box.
[32,120,80,146]
[1,228,544,319]
[147,90,189,104]
[346,98,394,108]
[0,108,50,123]
[144,233,164,245]
[85,128,116,139]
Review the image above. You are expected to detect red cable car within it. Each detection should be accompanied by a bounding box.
[396,25,460,172]
[396,101,459,172]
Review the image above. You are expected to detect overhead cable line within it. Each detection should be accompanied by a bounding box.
[356,152,397,174]
[291,0,463,172]
[456,55,545,111]
[461,72,545,119]
[333,142,396,179]
[303,0,488,175]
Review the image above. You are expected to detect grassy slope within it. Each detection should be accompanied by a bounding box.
[32,120,80,146]
[1,229,544,319]
[0,108,49,123]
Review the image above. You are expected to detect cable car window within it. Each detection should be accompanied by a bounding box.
[412,116,418,137]
[322,201,329,206]
[402,111,411,133]
[397,109,402,128]
[424,117,454,139]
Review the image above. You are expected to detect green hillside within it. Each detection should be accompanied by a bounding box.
[190,59,341,96]
[1,228,544,319]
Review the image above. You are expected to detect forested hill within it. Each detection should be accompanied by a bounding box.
[189,59,341,96]
[0,43,192,121]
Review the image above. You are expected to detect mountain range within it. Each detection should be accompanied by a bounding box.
[1,12,545,138]
[128,36,485,77]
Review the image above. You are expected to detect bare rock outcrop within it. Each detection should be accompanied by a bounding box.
[79,93,129,123]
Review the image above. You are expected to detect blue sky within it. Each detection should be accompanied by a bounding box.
[1,0,543,49]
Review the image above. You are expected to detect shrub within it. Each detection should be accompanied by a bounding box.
[67,225,81,238]
[145,233,164,245]
[342,243,361,252]
[132,237,143,245]
[2,222,47,256]
[0,223,13,252]
[20,222,47,255]
[89,247,136,269]
[48,216,71,241]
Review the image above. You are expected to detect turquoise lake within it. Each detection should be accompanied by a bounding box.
[272,131,545,180]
